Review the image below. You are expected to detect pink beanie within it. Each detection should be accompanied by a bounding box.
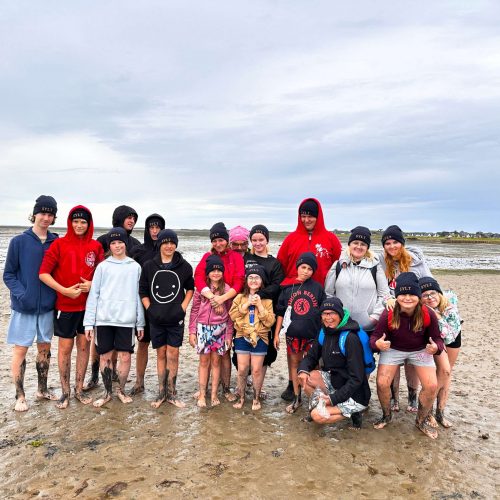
[229,225,250,243]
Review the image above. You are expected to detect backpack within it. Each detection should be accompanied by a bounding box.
[335,261,377,285]
[318,327,376,375]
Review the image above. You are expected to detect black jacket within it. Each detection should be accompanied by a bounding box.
[97,205,141,252]
[298,318,371,407]
[130,213,166,267]
[139,251,194,326]
[244,253,284,307]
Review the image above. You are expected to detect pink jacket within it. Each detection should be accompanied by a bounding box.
[188,284,234,336]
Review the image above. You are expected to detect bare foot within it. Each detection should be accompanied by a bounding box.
[233,398,244,409]
[151,396,165,409]
[93,393,111,407]
[75,391,92,405]
[192,390,201,399]
[390,398,400,412]
[197,397,207,408]
[252,400,261,411]
[82,378,99,391]
[406,404,418,413]
[56,394,69,409]
[14,398,29,412]
[416,419,438,439]
[426,414,439,429]
[129,385,144,396]
[116,390,133,404]
[167,397,186,408]
[36,390,58,401]
[211,397,220,407]
[373,414,392,429]
[435,409,453,428]
[224,390,237,402]
[286,399,302,414]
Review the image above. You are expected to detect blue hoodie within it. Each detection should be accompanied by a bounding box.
[3,228,58,314]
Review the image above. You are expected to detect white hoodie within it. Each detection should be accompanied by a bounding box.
[83,256,145,329]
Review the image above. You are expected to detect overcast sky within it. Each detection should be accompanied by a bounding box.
[1,1,499,232]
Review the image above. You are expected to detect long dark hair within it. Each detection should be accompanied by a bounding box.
[391,302,424,332]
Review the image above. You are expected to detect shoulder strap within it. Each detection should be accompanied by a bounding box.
[338,330,348,356]
[335,260,341,279]
[318,328,325,346]
[371,265,377,285]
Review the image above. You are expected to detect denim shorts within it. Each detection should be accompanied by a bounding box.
[379,348,435,367]
[7,310,54,346]
[233,337,268,356]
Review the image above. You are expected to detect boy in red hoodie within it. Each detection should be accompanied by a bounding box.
[39,206,104,408]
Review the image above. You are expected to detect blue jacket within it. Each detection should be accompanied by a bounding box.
[3,228,58,314]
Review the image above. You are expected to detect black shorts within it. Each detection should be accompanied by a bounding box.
[149,323,184,349]
[54,311,85,339]
[446,331,462,349]
[95,325,135,354]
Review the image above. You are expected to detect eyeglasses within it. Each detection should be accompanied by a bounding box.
[422,292,438,300]
[321,312,338,317]
[247,276,261,281]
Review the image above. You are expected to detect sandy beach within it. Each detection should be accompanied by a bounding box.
[0,271,498,499]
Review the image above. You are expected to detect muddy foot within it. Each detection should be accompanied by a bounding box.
[36,390,58,401]
[192,390,201,400]
[286,398,302,414]
[83,378,99,391]
[129,385,144,396]
[151,396,165,409]
[224,390,237,402]
[426,414,439,429]
[211,397,221,407]
[233,398,244,409]
[373,413,392,429]
[252,400,261,411]
[75,391,93,405]
[167,397,186,408]
[416,419,438,439]
[406,404,418,413]
[56,394,69,409]
[390,398,400,412]
[14,398,29,412]
[93,393,112,407]
[350,411,363,430]
[197,397,207,408]
[436,409,453,428]
[116,391,133,404]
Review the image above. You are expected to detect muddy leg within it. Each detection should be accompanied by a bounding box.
[93,354,113,407]
[233,354,249,409]
[434,351,453,428]
[374,364,398,429]
[111,350,119,382]
[130,341,149,395]
[56,337,74,409]
[250,355,265,410]
[151,346,167,408]
[74,334,92,404]
[197,353,210,407]
[221,350,234,400]
[83,341,100,390]
[12,346,29,411]
[210,352,221,406]
[166,346,185,408]
[116,351,132,403]
[36,343,57,400]
[414,365,438,439]
[390,365,401,411]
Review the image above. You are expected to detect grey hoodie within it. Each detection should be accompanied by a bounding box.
[83,256,145,329]
[324,251,390,331]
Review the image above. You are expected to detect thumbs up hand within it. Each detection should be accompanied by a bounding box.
[425,338,438,355]
[376,333,391,352]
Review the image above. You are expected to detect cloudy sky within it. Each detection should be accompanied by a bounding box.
[1,1,499,232]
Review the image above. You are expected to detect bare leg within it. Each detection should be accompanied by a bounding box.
[221,350,234,400]
[233,354,249,409]
[36,342,57,400]
[93,353,113,407]
[56,337,73,409]
[300,370,328,399]
[404,361,419,412]
[286,352,303,414]
[310,403,346,425]
[210,352,221,406]
[151,346,167,408]
[166,346,185,407]
[434,350,453,428]
[111,350,119,381]
[390,365,401,411]
[374,364,399,429]
[83,341,100,390]
[281,353,294,401]
[414,365,438,439]
[130,341,149,395]
[116,351,132,403]
[197,353,210,408]
[74,334,92,404]
[12,345,29,411]
[250,355,265,410]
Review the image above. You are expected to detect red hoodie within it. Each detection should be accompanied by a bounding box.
[277,198,342,286]
[194,249,245,293]
[39,205,105,312]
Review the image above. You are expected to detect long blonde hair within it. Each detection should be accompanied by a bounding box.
[390,302,425,332]
[384,246,412,281]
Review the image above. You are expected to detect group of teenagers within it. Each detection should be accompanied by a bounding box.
[3,196,462,439]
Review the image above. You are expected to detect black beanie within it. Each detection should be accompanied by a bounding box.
[348,226,371,248]
[70,208,91,223]
[206,254,225,274]
[299,199,319,218]
[249,224,270,242]
[33,195,58,216]
[320,297,344,317]
[107,227,128,245]
[210,222,229,242]
[419,277,442,295]
[296,252,318,273]
[382,225,405,246]
[395,272,421,298]
[245,264,268,284]
[157,229,178,247]
[148,216,164,228]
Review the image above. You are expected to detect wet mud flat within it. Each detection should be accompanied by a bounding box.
[0,273,498,499]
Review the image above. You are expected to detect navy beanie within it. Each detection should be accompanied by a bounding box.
[382,225,405,246]
[320,297,344,318]
[296,252,318,274]
[210,222,229,242]
[158,229,178,247]
[148,216,164,228]
[348,226,371,248]
[70,207,91,223]
[299,199,319,218]
[395,272,421,298]
[250,224,270,242]
[107,227,128,245]
[419,276,443,295]
[245,264,268,285]
[33,195,58,216]
[206,254,225,274]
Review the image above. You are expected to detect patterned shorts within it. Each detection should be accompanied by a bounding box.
[196,322,227,355]
[320,371,367,418]
[286,336,314,355]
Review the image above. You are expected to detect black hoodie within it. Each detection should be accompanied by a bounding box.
[298,316,371,407]
[130,213,166,267]
[139,251,194,326]
[97,205,141,252]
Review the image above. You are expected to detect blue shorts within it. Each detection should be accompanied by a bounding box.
[7,310,54,347]
[233,337,268,356]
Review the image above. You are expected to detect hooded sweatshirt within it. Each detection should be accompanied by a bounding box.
[83,256,145,329]
[277,198,342,286]
[298,312,371,407]
[276,277,325,340]
[39,205,105,312]
[97,205,141,252]
[139,251,194,326]
[3,228,58,314]
[324,250,390,331]
[378,245,433,296]
[194,249,245,294]
[130,213,166,267]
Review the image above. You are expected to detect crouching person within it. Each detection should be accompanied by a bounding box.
[298,297,371,428]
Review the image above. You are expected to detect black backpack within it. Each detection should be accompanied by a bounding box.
[335,261,378,285]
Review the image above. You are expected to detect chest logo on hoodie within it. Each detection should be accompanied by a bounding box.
[85,251,96,268]
[293,298,310,315]
[151,270,180,304]
[315,243,330,259]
